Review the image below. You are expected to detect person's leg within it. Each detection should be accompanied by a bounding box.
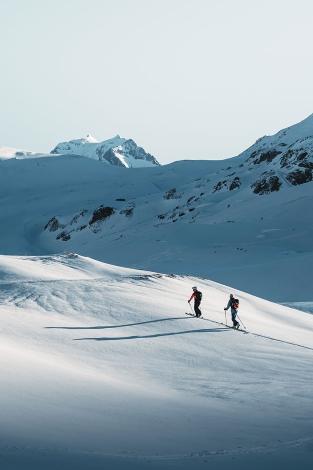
[233,310,240,328]
[194,301,202,317]
[231,310,237,327]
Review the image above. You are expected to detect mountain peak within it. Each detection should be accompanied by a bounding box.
[85,133,98,143]
[51,135,160,168]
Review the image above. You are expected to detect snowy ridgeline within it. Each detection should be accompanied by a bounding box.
[0,253,313,469]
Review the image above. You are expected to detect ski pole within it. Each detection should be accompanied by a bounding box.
[237,314,246,330]
[224,309,227,326]
[189,302,194,315]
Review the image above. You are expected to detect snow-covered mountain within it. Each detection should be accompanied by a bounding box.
[235,112,313,188]
[0,114,312,303]
[51,134,160,168]
[0,134,160,168]
[0,254,312,469]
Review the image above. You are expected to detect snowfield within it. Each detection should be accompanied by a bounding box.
[0,254,312,469]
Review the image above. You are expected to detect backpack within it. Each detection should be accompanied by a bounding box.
[231,298,239,310]
[195,291,202,302]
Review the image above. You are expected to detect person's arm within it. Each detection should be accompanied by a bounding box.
[188,292,195,303]
[224,299,231,310]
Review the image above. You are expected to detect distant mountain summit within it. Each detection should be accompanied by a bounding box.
[51,134,160,168]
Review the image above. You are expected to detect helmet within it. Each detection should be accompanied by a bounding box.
[192,286,197,291]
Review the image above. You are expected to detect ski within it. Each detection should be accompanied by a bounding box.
[220,322,248,334]
[185,312,248,333]
[185,312,201,318]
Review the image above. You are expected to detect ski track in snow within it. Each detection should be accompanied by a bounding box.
[185,313,313,352]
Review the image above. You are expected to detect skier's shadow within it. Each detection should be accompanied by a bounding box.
[74,327,229,341]
[46,316,192,330]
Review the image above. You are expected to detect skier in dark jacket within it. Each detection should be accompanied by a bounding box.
[224,294,240,329]
[188,286,202,318]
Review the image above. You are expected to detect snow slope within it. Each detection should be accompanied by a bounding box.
[0,254,312,469]
[240,112,313,155]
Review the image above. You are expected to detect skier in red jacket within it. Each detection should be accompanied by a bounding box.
[188,286,202,318]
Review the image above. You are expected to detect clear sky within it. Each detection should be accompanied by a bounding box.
[1,0,312,164]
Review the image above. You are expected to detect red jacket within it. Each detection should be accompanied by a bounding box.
[188,291,201,302]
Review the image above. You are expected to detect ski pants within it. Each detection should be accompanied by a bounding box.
[194,300,202,317]
[231,309,239,326]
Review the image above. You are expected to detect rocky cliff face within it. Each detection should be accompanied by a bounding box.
[241,113,313,190]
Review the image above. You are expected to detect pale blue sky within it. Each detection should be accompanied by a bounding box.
[1,0,312,163]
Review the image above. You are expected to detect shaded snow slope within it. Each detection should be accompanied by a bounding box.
[0,151,312,302]
[0,254,312,469]
[51,134,160,168]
